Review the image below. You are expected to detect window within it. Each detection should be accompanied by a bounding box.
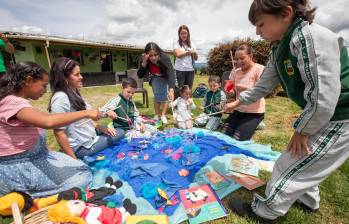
[12,41,26,51]
[35,46,43,54]
[63,49,84,65]
[128,51,141,69]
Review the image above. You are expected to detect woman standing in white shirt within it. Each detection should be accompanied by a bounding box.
[173,25,198,90]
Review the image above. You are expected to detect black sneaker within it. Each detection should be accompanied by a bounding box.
[294,201,319,214]
[229,198,275,224]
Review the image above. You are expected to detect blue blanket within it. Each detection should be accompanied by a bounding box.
[88,128,280,223]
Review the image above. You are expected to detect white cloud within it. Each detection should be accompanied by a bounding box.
[0,0,348,62]
[9,25,45,34]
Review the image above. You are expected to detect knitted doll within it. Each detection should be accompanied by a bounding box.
[0,192,33,216]
[48,199,137,224]
[0,191,58,216]
[58,176,123,207]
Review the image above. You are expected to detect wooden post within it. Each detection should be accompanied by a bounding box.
[44,39,51,68]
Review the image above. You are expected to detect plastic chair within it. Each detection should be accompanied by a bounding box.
[126,69,149,108]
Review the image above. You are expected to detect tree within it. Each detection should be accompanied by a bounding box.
[207,38,270,76]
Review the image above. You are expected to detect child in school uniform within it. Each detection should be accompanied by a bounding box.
[100,78,143,130]
[100,77,158,140]
[0,62,99,197]
[196,75,226,130]
[225,0,349,222]
[171,85,196,129]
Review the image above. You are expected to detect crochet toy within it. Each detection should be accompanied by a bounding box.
[0,191,59,216]
[58,176,123,207]
[0,192,33,216]
[48,199,137,224]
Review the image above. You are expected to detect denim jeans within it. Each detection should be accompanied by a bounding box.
[75,128,125,158]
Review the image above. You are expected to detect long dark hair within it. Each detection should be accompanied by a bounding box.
[0,62,47,101]
[248,0,316,25]
[48,57,86,111]
[178,25,191,48]
[143,42,170,75]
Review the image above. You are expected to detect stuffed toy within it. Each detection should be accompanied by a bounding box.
[48,199,137,224]
[0,191,59,216]
[0,192,33,216]
[0,177,123,217]
[29,194,59,213]
[58,176,123,207]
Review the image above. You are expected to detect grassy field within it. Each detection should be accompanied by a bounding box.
[1,74,348,224]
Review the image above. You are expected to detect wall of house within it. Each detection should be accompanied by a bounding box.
[112,49,128,72]
[49,45,101,73]
[12,41,35,63]
[32,44,49,71]
[9,38,174,75]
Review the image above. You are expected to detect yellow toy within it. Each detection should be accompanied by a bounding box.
[0,192,33,216]
[0,191,58,216]
[48,199,137,224]
[157,188,173,205]
[29,194,58,213]
[48,200,85,224]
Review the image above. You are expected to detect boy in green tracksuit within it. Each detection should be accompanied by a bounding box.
[196,75,226,130]
[225,0,349,222]
[100,78,142,130]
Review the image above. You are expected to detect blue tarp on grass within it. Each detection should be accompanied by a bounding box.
[89,128,281,223]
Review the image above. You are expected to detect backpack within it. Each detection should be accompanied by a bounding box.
[193,83,208,98]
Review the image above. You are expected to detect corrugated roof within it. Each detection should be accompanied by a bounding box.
[4,31,172,53]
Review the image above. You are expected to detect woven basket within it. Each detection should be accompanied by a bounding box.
[10,203,53,224]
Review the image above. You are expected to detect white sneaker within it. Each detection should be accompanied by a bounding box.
[161,115,168,124]
[154,115,159,121]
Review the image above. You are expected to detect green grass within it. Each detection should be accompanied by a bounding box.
[1,74,349,224]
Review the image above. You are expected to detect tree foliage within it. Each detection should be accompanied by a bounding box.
[207,38,270,76]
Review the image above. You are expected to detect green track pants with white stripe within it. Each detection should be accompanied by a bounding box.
[252,121,349,220]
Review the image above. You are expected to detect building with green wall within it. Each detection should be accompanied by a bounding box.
[5,32,174,85]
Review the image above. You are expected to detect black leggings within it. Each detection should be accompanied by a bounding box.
[176,70,195,89]
[225,111,264,141]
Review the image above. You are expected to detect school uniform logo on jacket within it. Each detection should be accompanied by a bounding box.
[284,59,294,76]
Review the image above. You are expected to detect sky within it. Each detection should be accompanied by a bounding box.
[1,0,348,62]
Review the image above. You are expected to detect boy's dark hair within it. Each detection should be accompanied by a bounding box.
[249,0,316,25]
[48,57,86,111]
[178,25,191,48]
[208,75,221,84]
[0,62,47,101]
[122,77,137,89]
[180,85,191,95]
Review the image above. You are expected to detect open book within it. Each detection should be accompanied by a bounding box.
[179,184,227,224]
